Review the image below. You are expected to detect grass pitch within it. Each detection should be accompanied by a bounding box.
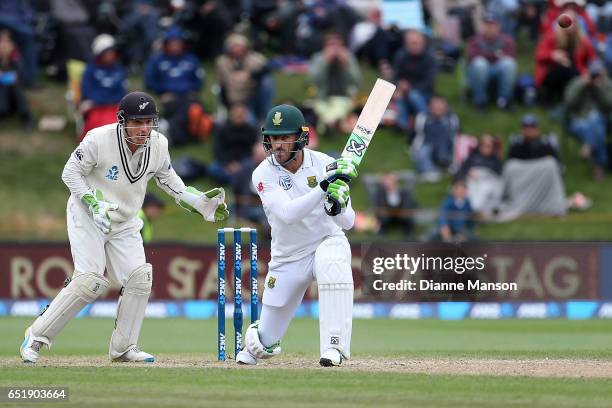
[1,317,611,407]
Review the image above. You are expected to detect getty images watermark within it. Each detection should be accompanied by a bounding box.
[361,243,519,300]
[371,252,517,292]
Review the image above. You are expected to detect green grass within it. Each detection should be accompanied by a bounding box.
[4,43,612,242]
[2,317,612,407]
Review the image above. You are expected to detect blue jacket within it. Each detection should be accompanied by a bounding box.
[81,62,127,105]
[144,52,203,95]
[438,195,474,234]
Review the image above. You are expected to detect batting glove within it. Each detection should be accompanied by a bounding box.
[178,186,229,222]
[81,189,118,234]
[324,179,350,216]
[320,158,358,191]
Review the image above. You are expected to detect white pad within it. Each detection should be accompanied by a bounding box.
[109,263,152,359]
[314,235,353,359]
[31,272,109,345]
[244,321,281,359]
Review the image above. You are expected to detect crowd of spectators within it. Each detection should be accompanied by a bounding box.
[3,0,612,239]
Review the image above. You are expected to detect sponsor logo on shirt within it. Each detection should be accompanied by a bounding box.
[307,175,317,188]
[257,181,264,192]
[74,149,84,161]
[279,175,292,190]
[106,165,119,181]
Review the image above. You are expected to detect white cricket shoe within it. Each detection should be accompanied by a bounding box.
[112,346,155,363]
[236,349,257,365]
[319,348,343,367]
[20,327,43,363]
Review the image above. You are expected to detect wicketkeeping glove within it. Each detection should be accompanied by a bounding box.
[178,186,229,222]
[81,189,118,234]
[320,158,358,191]
[324,179,350,216]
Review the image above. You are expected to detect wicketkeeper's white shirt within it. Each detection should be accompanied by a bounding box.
[252,149,355,263]
[62,124,187,224]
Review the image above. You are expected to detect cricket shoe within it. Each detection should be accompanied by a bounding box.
[20,326,45,363]
[319,348,343,367]
[112,346,155,363]
[236,349,257,365]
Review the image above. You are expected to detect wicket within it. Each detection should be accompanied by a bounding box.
[217,227,258,361]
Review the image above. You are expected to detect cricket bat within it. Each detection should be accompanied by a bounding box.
[341,78,396,167]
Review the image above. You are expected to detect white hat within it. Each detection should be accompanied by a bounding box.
[92,34,116,56]
[554,0,585,7]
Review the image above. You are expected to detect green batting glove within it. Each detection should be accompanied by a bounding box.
[324,179,350,216]
[320,158,358,192]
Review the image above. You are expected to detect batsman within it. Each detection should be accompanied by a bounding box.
[20,91,228,363]
[237,104,356,367]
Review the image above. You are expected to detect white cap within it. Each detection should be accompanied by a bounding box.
[554,0,585,7]
[92,34,116,57]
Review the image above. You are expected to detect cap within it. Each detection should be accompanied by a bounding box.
[92,34,116,57]
[521,114,539,127]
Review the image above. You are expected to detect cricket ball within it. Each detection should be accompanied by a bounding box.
[557,13,573,29]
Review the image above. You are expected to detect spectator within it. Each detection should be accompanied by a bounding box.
[309,30,361,136]
[456,134,504,214]
[392,29,437,131]
[79,34,128,140]
[373,173,417,237]
[50,0,95,66]
[412,95,459,181]
[508,114,558,160]
[466,12,517,109]
[497,114,566,221]
[435,179,475,242]
[230,143,268,227]
[208,103,260,185]
[535,11,596,105]
[118,0,161,71]
[426,0,484,40]
[138,193,165,243]
[564,59,612,180]
[0,30,32,130]
[215,33,274,122]
[349,8,392,75]
[145,26,205,146]
[0,0,38,87]
[184,0,233,61]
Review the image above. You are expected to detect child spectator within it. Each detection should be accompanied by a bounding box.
[435,179,475,242]
[80,34,127,140]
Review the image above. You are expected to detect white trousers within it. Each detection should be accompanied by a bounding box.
[67,196,146,285]
[258,234,352,351]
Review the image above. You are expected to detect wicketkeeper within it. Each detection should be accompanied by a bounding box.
[20,91,228,363]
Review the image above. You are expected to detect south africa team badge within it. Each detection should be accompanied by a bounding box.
[307,176,317,188]
[267,277,276,289]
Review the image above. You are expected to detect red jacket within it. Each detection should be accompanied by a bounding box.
[534,29,595,88]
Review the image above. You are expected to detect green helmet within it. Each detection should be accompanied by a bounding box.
[262,104,310,165]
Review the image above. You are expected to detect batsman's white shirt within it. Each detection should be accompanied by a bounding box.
[61,124,186,284]
[251,149,355,264]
